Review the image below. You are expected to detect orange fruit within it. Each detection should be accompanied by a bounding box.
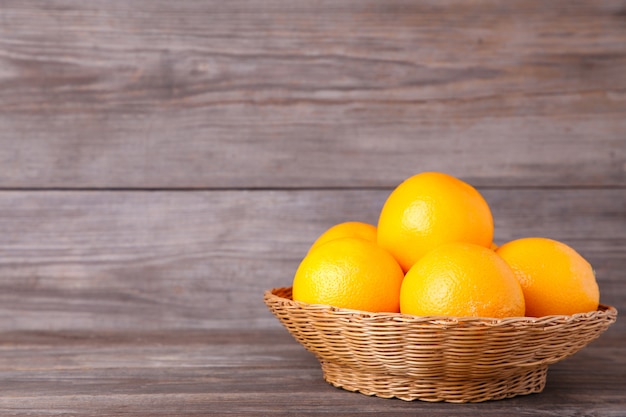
[496,237,599,317]
[400,242,525,318]
[309,221,377,253]
[377,172,494,272]
[292,237,404,313]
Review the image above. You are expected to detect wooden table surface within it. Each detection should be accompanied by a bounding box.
[0,1,625,416]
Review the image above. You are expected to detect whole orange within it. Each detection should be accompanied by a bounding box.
[308,221,377,253]
[496,237,599,317]
[377,172,494,272]
[400,242,525,318]
[293,237,404,313]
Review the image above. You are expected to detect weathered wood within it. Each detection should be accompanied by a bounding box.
[0,329,623,416]
[0,189,623,332]
[0,1,624,414]
[0,0,624,188]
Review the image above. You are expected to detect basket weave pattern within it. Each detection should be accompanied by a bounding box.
[264,287,617,402]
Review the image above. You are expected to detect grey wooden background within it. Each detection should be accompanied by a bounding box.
[1,0,624,332]
[0,1,624,415]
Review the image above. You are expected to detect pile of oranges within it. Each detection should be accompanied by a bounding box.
[292,172,600,318]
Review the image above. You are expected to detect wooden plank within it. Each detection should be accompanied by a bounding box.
[0,329,623,416]
[0,1,624,188]
[0,189,623,332]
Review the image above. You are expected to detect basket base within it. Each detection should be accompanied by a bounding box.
[321,361,548,403]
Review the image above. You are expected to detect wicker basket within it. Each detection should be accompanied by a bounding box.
[264,287,617,403]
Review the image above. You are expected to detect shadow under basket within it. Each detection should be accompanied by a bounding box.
[264,287,617,403]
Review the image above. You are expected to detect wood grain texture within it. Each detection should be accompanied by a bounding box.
[0,0,625,188]
[0,329,623,416]
[0,189,623,332]
[0,1,624,414]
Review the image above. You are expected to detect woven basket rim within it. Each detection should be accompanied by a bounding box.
[265,286,618,327]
